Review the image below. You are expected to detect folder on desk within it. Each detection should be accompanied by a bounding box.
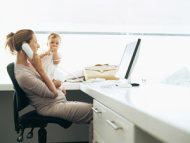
[84,64,119,80]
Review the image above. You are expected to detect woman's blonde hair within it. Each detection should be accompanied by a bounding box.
[5,29,34,55]
[48,33,61,41]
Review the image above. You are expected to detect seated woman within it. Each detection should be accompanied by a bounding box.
[5,29,93,142]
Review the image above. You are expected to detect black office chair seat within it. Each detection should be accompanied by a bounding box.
[7,62,72,143]
[20,110,71,129]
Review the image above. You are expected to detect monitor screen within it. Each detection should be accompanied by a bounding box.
[115,39,141,82]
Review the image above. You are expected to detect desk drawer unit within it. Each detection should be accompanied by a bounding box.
[93,130,105,143]
[93,100,135,143]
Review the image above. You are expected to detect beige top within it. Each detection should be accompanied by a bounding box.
[14,64,67,111]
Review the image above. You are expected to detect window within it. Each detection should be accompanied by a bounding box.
[1,31,190,85]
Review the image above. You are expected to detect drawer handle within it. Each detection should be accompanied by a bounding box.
[106,120,122,130]
[92,107,102,113]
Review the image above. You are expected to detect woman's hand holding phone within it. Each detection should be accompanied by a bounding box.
[32,52,43,72]
[22,43,42,71]
[22,43,33,59]
[21,43,41,71]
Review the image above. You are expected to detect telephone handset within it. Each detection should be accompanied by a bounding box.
[22,43,33,59]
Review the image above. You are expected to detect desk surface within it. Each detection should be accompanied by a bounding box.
[80,83,190,143]
[0,84,13,91]
[2,81,190,143]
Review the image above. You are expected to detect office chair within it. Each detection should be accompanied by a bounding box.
[7,62,72,143]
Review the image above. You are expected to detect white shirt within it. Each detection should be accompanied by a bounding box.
[41,52,57,80]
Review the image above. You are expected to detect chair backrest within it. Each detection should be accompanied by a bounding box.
[7,63,30,131]
[7,62,29,111]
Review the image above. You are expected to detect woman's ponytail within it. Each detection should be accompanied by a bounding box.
[5,32,16,55]
[5,29,34,55]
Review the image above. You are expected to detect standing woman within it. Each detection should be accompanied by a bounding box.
[5,29,93,142]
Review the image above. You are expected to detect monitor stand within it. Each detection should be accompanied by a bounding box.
[115,79,132,88]
[115,79,140,88]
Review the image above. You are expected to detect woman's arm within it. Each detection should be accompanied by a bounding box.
[37,69,58,97]
[32,52,58,97]
[16,69,56,98]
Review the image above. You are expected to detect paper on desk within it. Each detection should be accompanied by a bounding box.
[54,68,85,82]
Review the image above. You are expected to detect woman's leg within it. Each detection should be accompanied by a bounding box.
[39,101,93,123]
[39,101,93,142]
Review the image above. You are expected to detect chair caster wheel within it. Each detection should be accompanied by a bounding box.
[17,135,23,142]
[27,132,33,139]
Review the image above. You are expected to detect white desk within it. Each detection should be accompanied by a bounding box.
[2,81,190,142]
[61,82,80,90]
[80,82,190,143]
[0,84,13,91]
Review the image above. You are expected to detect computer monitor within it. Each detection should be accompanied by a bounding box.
[115,39,141,85]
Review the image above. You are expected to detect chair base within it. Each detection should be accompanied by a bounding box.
[38,127,47,143]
